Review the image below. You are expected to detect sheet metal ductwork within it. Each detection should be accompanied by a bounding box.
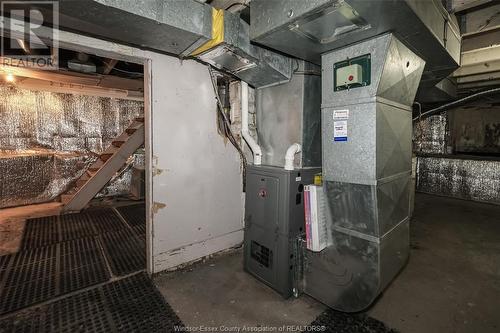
[302,34,425,312]
[192,9,292,88]
[39,0,212,56]
[255,60,321,168]
[48,1,292,87]
[249,0,460,89]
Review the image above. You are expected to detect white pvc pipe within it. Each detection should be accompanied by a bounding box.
[284,143,301,171]
[241,81,262,165]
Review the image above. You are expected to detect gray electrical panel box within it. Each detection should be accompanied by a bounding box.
[244,165,321,298]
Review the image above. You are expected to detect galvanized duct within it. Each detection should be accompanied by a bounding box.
[303,34,425,312]
[255,60,321,168]
[0,85,143,208]
[416,156,500,204]
[35,0,212,56]
[250,0,460,90]
[193,9,292,88]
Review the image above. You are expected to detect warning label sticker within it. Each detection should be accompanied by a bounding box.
[333,109,349,120]
[333,120,348,142]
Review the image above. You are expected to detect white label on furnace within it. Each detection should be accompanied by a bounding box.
[333,109,349,120]
[333,120,348,142]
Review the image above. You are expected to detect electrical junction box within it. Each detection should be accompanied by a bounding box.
[243,165,321,298]
[333,54,371,91]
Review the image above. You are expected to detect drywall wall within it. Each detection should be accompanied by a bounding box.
[149,55,244,273]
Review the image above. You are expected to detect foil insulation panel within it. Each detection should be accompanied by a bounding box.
[416,156,500,204]
[0,86,143,209]
[413,113,448,154]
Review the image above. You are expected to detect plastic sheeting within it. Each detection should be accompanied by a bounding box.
[0,85,143,208]
[416,155,500,204]
[413,113,448,154]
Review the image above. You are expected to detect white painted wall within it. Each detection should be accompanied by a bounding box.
[149,55,244,273]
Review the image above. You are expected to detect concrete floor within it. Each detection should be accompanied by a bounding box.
[155,193,500,332]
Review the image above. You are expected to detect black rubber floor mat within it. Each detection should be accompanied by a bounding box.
[0,246,58,314]
[0,288,111,333]
[100,229,145,276]
[116,204,145,229]
[21,216,59,250]
[103,273,183,332]
[310,308,398,333]
[22,209,128,251]
[59,213,96,242]
[0,239,109,315]
[87,208,127,234]
[59,238,109,294]
[0,273,184,333]
[0,255,9,277]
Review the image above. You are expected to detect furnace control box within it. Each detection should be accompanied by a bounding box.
[333,53,371,91]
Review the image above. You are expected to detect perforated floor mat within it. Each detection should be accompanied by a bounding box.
[86,208,127,234]
[0,239,109,315]
[310,308,398,333]
[103,273,183,332]
[100,229,146,277]
[0,273,184,333]
[21,208,128,250]
[59,238,110,294]
[116,204,146,238]
[21,216,59,250]
[59,213,96,242]
[0,246,58,314]
[116,204,145,229]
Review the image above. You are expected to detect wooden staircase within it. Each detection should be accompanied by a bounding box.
[61,117,145,213]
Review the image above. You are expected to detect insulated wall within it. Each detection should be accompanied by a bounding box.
[149,56,244,273]
[0,86,143,208]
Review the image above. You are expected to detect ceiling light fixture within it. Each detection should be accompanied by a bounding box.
[5,73,15,83]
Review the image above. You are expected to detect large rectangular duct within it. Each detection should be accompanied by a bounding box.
[32,1,292,87]
[249,0,460,89]
[302,34,425,312]
[36,0,213,56]
[255,60,321,167]
[193,10,292,87]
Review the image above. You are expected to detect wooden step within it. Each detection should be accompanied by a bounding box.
[126,128,137,135]
[60,194,74,204]
[86,169,96,178]
[100,153,114,162]
[112,140,125,148]
[79,173,90,181]
[76,179,88,187]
